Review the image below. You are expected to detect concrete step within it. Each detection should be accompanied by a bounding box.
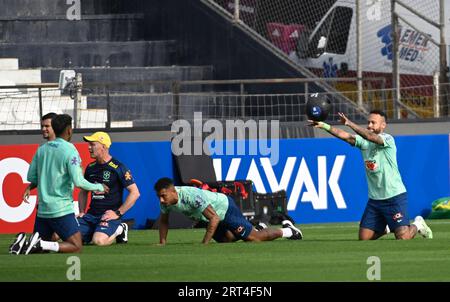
[78,109,107,128]
[0,93,101,130]
[84,92,240,122]
[0,0,145,17]
[131,119,172,128]
[0,58,19,70]
[0,14,145,43]
[0,40,178,68]
[0,94,71,130]
[41,66,214,92]
[0,90,88,107]
[0,70,41,85]
[93,94,173,122]
[110,121,133,128]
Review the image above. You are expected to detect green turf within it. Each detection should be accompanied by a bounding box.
[1,220,449,282]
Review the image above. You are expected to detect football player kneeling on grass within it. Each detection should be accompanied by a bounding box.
[309,110,433,240]
[77,131,140,246]
[154,177,303,245]
[9,114,109,255]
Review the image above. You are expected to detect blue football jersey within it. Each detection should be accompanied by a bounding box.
[84,157,135,216]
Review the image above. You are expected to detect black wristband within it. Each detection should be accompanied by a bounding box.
[115,210,123,218]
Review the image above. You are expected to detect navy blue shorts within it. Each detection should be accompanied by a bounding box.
[360,192,410,233]
[213,197,253,242]
[77,213,122,244]
[34,213,80,241]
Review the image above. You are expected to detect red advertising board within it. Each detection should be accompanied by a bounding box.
[0,143,92,234]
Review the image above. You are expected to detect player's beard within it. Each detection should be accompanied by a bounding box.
[368,127,381,134]
[372,128,381,134]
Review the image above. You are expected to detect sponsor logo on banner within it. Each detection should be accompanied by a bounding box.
[213,155,347,211]
[377,24,430,63]
[0,157,37,223]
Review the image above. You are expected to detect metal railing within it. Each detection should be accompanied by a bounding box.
[0,76,446,131]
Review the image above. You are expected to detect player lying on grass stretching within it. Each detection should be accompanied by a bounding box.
[154,177,303,244]
[309,110,432,240]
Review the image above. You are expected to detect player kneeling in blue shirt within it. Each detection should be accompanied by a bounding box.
[77,132,140,246]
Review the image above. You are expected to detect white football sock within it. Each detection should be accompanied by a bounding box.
[412,221,421,232]
[114,224,124,236]
[281,228,293,238]
[40,240,59,252]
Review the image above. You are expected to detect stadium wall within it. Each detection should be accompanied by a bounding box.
[1,119,450,145]
[1,134,448,233]
[153,0,320,94]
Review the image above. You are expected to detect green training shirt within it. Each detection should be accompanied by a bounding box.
[160,186,229,222]
[27,138,104,218]
[354,132,406,200]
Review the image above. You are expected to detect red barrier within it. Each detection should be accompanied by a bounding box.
[0,143,92,234]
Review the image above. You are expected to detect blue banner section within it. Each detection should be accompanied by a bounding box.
[210,135,450,224]
[109,141,175,229]
[107,135,449,228]
[396,135,450,218]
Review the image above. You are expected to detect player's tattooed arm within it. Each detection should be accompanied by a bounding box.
[339,113,384,145]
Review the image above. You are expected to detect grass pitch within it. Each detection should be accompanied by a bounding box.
[1,220,449,282]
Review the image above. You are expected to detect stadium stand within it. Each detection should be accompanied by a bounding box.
[0,0,367,135]
[4,0,447,134]
[0,0,215,129]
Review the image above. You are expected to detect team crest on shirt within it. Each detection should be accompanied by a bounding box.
[365,160,377,171]
[103,171,111,181]
[124,171,132,181]
[392,212,403,223]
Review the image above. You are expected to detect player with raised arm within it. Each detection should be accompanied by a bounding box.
[309,110,432,240]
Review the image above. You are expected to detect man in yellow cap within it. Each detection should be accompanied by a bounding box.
[77,131,140,246]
